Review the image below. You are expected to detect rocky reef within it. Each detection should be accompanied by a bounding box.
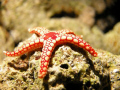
[0,0,120,89]
[0,36,120,89]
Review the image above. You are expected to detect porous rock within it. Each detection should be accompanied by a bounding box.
[0,38,120,89]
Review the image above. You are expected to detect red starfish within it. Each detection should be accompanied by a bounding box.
[3,27,97,78]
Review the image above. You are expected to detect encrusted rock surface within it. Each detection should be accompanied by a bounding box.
[0,37,120,90]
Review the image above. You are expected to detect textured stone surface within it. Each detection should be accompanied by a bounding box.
[0,36,120,89]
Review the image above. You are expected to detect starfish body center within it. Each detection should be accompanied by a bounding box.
[44,32,58,40]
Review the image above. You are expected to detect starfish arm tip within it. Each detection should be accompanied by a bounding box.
[80,35,83,38]
[3,51,7,54]
[3,51,9,56]
[91,51,98,57]
[28,28,32,32]
[94,52,98,57]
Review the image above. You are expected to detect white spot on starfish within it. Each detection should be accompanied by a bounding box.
[48,47,52,51]
[47,51,51,56]
[44,62,48,66]
[45,56,49,61]
[56,37,60,41]
[79,43,84,46]
[61,36,66,40]
[40,39,44,42]
[50,43,54,47]
[67,37,72,40]
[73,39,78,43]
[86,46,90,50]
[35,39,39,43]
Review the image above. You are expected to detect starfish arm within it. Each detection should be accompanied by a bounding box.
[55,34,97,57]
[56,30,83,39]
[38,39,56,78]
[28,27,50,36]
[3,27,98,79]
[57,29,75,35]
[3,38,44,57]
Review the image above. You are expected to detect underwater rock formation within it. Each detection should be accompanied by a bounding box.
[1,0,107,41]
[0,36,120,89]
[0,0,120,89]
[103,22,120,55]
